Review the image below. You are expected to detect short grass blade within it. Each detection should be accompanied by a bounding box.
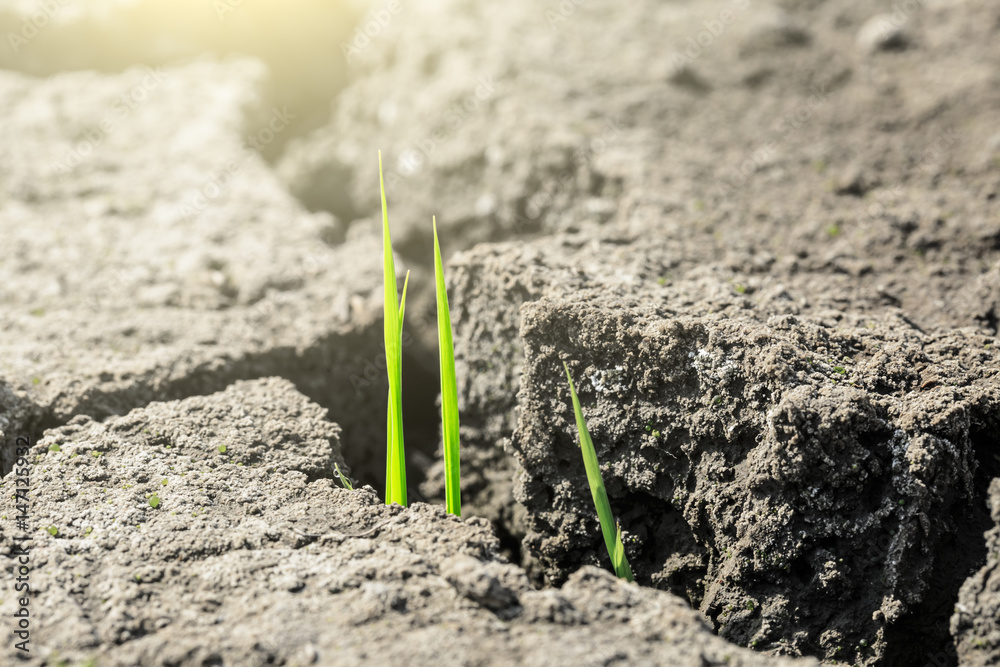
[334,463,354,491]
[563,362,634,582]
[434,217,461,516]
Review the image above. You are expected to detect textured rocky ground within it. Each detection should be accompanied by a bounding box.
[3,0,1000,665]
[424,233,1000,664]
[0,379,814,667]
[515,289,999,664]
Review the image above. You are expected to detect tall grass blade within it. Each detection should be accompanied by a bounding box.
[563,362,634,582]
[433,217,461,516]
[380,151,407,506]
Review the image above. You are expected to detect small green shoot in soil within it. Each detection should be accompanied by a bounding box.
[334,462,355,491]
[434,216,461,517]
[148,495,160,509]
[563,362,634,582]
[380,150,411,507]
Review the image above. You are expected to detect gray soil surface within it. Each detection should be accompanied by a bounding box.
[3,0,1000,665]
[1,379,814,667]
[433,235,1000,664]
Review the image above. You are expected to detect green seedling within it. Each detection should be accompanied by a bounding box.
[362,153,461,512]
[563,362,634,582]
[334,462,355,491]
[434,217,461,517]
[380,151,411,507]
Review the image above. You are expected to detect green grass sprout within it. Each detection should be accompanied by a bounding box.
[380,150,410,507]
[334,462,355,491]
[563,362,634,582]
[433,216,461,516]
